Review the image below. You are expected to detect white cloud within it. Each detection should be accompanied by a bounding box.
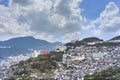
[60,32,81,42]
[0,5,25,36]
[0,0,82,42]
[98,2,120,32]
[83,2,120,37]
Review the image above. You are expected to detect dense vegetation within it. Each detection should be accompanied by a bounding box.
[84,67,120,80]
[81,37,103,42]
[8,51,63,80]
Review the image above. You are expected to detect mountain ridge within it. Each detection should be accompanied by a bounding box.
[110,35,120,41]
[81,37,103,42]
[0,36,62,57]
[1,35,120,57]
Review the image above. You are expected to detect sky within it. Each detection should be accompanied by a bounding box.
[0,0,120,42]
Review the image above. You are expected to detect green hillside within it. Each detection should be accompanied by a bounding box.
[7,51,63,80]
[84,67,120,80]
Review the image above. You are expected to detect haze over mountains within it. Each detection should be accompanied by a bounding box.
[0,36,62,57]
[0,36,61,49]
[0,35,120,57]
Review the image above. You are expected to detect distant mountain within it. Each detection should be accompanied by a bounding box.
[65,37,103,48]
[110,35,120,41]
[81,37,103,42]
[0,36,62,57]
[0,47,31,57]
[0,36,50,49]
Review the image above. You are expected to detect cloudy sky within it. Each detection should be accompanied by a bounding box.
[0,0,120,42]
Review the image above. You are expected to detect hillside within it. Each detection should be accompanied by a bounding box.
[65,37,103,48]
[65,36,120,49]
[81,37,103,42]
[7,51,63,79]
[110,36,120,40]
[84,67,120,80]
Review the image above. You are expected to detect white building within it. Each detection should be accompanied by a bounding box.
[31,50,41,58]
[71,55,85,61]
[56,46,67,52]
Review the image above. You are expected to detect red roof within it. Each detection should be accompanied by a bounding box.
[41,50,49,55]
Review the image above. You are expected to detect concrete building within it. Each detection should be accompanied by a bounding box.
[31,50,41,58]
[56,46,67,52]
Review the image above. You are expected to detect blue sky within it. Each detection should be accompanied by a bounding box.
[0,0,120,42]
[79,0,120,40]
[80,0,120,19]
[1,0,119,19]
[0,0,9,6]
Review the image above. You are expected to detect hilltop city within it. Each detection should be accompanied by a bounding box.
[0,36,120,80]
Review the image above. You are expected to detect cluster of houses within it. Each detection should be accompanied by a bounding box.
[54,45,120,80]
[0,55,30,79]
[0,49,49,79]
[1,42,120,80]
